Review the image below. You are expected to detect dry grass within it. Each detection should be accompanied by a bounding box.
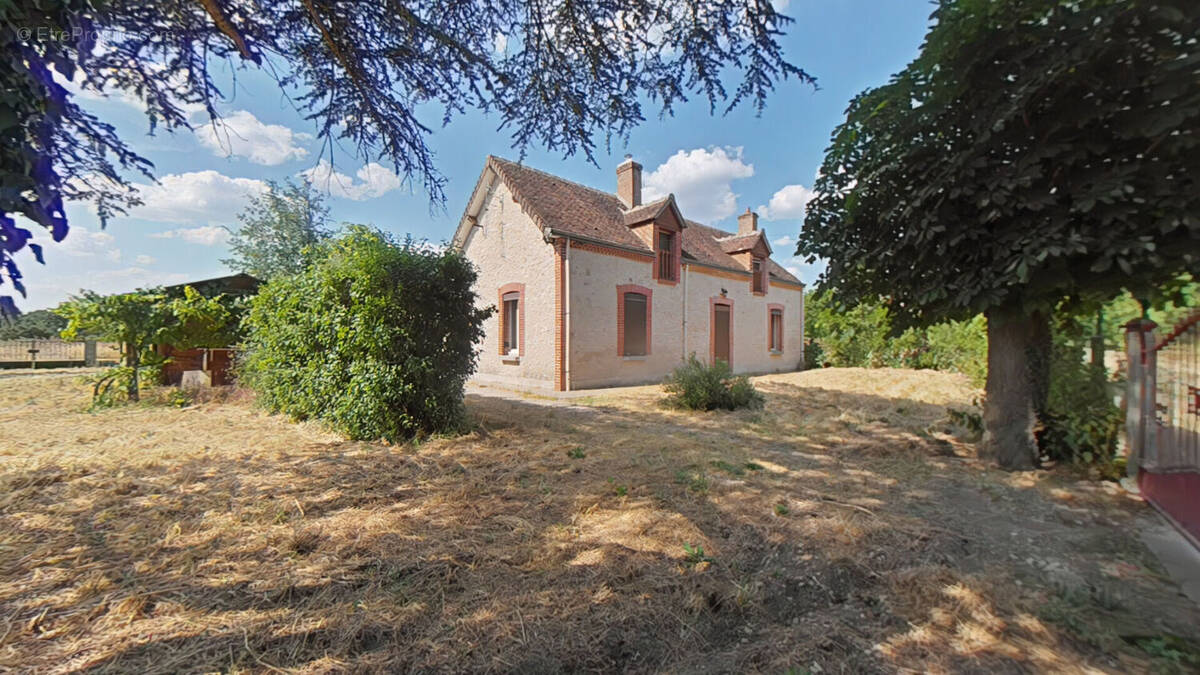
[1,369,1197,673]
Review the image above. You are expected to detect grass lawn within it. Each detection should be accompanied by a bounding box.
[1,368,1198,673]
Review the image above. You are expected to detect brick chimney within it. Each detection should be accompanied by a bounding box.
[737,207,758,235]
[617,155,642,208]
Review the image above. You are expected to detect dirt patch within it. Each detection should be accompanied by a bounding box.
[0,369,1197,673]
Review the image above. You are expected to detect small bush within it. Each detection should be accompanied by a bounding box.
[802,339,825,369]
[663,355,764,411]
[1037,313,1123,468]
[682,542,713,566]
[82,360,165,409]
[239,226,492,441]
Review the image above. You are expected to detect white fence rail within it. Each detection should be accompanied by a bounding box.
[0,339,122,366]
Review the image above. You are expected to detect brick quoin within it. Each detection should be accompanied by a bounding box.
[554,240,566,391]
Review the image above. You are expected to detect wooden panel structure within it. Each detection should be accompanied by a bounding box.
[159,346,237,386]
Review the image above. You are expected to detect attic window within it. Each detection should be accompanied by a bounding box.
[751,259,765,294]
[656,230,677,282]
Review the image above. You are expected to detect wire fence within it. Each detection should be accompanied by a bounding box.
[1153,311,1200,472]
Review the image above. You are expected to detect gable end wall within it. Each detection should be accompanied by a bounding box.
[461,180,558,387]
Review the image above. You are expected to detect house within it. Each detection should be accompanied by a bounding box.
[452,156,805,391]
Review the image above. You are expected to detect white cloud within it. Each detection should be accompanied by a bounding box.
[194,110,310,165]
[135,254,155,265]
[51,226,118,258]
[493,32,509,53]
[758,183,816,221]
[772,0,790,12]
[773,234,795,247]
[301,160,403,201]
[57,267,192,298]
[150,225,230,246]
[129,171,267,225]
[778,254,826,285]
[642,147,755,224]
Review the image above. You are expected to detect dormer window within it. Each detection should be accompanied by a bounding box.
[751,258,765,294]
[657,230,677,282]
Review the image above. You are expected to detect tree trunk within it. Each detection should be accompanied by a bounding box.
[128,351,140,403]
[982,303,1040,470]
[1028,309,1052,424]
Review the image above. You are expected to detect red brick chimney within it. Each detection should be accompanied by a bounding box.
[737,207,758,235]
[617,155,642,208]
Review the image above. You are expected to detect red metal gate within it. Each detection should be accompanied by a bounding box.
[1128,312,1200,546]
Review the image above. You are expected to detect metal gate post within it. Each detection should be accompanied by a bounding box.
[1124,318,1157,480]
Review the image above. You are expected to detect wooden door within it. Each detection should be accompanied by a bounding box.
[713,304,731,365]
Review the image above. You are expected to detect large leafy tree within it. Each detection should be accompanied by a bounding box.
[0,0,812,314]
[0,308,67,339]
[222,179,331,280]
[798,0,1198,469]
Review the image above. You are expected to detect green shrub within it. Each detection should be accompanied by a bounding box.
[238,226,492,441]
[663,355,764,411]
[802,339,825,369]
[921,317,988,386]
[804,289,987,382]
[805,289,891,367]
[1039,314,1122,467]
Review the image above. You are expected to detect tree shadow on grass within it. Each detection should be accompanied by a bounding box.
[0,381,1196,673]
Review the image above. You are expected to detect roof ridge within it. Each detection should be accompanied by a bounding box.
[477,157,801,285]
[625,194,673,210]
[488,155,624,204]
[686,220,733,236]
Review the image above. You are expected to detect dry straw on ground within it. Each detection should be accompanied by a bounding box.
[0,369,1196,673]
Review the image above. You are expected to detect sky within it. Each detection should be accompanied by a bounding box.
[14,0,932,311]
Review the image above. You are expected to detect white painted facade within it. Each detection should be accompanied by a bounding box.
[456,156,805,391]
[461,180,559,389]
[567,245,805,389]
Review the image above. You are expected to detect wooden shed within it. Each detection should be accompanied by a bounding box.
[156,273,261,386]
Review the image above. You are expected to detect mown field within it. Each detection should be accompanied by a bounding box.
[1,369,1197,673]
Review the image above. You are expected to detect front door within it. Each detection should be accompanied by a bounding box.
[713,303,731,365]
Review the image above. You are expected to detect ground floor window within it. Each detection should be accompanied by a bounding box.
[768,305,784,352]
[498,283,524,357]
[617,284,652,357]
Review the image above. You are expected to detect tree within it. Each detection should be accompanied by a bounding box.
[798,0,1199,469]
[56,287,234,402]
[0,308,67,339]
[239,226,491,441]
[1,0,813,315]
[222,179,331,280]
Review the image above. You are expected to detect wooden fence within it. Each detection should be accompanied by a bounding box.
[0,339,121,368]
[1126,311,1200,547]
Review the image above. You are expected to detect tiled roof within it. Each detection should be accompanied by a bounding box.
[486,156,802,285]
[621,196,674,227]
[716,231,770,255]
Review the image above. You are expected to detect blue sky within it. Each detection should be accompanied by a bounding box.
[17,0,932,311]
